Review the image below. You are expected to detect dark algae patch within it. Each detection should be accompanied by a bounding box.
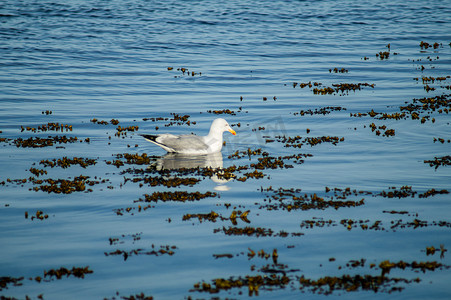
[351,93,451,124]
[191,274,290,296]
[291,81,375,95]
[105,245,177,261]
[21,122,73,133]
[30,175,107,194]
[0,266,93,294]
[260,187,365,211]
[105,292,154,300]
[0,276,24,291]
[13,136,88,148]
[39,157,97,168]
[298,274,418,294]
[138,191,218,203]
[276,135,344,148]
[424,155,451,169]
[183,210,250,224]
[294,106,346,116]
[214,226,303,238]
[43,266,93,280]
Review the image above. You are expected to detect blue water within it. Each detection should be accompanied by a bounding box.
[1,0,451,299]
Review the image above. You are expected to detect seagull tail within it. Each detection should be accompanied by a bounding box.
[141,134,175,152]
[140,134,158,142]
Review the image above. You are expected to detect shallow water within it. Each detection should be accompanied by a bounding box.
[1,0,451,299]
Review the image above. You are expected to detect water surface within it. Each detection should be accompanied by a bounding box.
[1,0,450,299]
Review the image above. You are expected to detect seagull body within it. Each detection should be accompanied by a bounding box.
[141,118,236,154]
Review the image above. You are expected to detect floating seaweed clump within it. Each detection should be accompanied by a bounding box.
[207,109,236,115]
[291,81,374,95]
[414,76,450,84]
[214,226,303,238]
[108,233,141,245]
[137,191,218,203]
[113,153,153,165]
[105,245,177,261]
[29,167,47,177]
[329,67,348,73]
[124,175,200,188]
[89,118,119,125]
[419,41,441,49]
[104,292,154,300]
[313,83,375,95]
[299,274,419,294]
[400,94,450,115]
[376,51,390,60]
[382,210,409,215]
[142,116,168,122]
[21,122,73,133]
[261,190,365,212]
[90,118,108,125]
[324,186,373,197]
[105,292,154,300]
[142,113,194,127]
[183,211,220,223]
[424,245,447,258]
[43,266,93,280]
[39,157,97,168]
[418,188,449,198]
[228,148,264,159]
[354,93,449,124]
[168,113,192,126]
[339,218,451,231]
[375,43,398,60]
[13,136,87,148]
[0,276,24,291]
[115,125,139,137]
[241,170,265,180]
[292,81,320,89]
[0,178,28,186]
[352,110,406,120]
[252,156,290,170]
[31,175,107,194]
[249,248,280,262]
[433,137,451,144]
[378,260,448,276]
[168,66,201,77]
[183,210,250,225]
[25,210,49,221]
[215,226,274,237]
[276,135,344,148]
[378,185,417,198]
[294,106,346,116]
[192,274,290,296]
[424,156,451,169]
[353,93,450,124]
[368,123,395,137]
[300,218,336,229]
[0,135,11,144]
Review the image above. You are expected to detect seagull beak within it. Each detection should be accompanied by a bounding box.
[228,128,237,136]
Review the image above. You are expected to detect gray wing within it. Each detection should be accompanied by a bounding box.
[156,134,209,152]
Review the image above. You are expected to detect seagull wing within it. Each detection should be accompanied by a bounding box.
[142,134,209,153]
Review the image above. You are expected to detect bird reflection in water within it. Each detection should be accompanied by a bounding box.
[152,152,232,191]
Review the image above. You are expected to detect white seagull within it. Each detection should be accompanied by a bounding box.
[141,118,236,154]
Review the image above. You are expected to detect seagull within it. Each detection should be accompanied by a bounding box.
[141,118,236,154]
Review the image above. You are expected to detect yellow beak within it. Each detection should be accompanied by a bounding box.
[228,129,237,136]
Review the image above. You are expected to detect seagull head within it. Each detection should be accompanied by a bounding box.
[212,118,236,136]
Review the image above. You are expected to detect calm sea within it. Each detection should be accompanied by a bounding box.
[1,0,450,299]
